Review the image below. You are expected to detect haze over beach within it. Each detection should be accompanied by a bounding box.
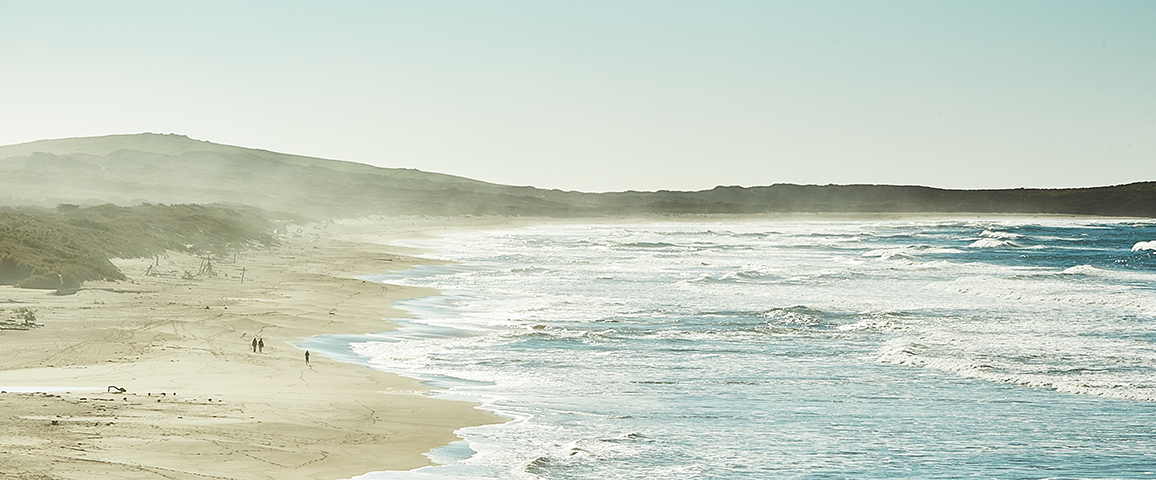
[2,1,1155,192]
[3,2,1156,480]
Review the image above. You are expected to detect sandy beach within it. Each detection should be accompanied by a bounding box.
[1,212,1121,480]
[0,216,518,480]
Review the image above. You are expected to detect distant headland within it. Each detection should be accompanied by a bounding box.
[2,133,1154,219]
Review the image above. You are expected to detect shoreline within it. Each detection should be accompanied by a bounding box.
[0,217,505,480]
[0,213,1145,479]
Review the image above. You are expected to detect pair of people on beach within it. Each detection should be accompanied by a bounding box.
[250,336,311,366]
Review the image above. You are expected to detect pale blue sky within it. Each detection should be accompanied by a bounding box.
[2,1,1153,192]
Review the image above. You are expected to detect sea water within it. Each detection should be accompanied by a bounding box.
[305,219,1156,479]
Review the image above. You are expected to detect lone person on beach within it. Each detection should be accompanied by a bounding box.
[251,338,258,353]
[305,351,310,365]
[258,338,264,353]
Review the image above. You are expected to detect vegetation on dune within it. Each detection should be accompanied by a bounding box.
[0,203,278,290]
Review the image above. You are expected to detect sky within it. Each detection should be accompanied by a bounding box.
[1,1,1154,192]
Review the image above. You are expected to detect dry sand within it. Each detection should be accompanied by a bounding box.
[0,216,525,480]
[1,212,1107,479]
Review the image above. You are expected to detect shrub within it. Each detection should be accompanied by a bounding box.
[0,204,276,289]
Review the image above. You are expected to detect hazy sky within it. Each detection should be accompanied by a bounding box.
[2,1,1153,192]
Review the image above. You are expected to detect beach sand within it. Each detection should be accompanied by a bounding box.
[0,216,516,480]
[1,211,1109,479]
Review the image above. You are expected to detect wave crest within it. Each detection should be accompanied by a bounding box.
[1132,240,1156,252]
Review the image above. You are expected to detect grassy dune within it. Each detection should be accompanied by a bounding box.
[0,203,277,289]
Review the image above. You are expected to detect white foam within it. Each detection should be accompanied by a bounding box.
[979,230,1022,240]
[876,338,1156,402]
[1056,264,1156,284]
[1060,265,1104,276]
[836,318,904,332]
[352,218,1156,479]
[1131,240,1156,252]
[862,245,964,260]
[967,238,1017,248]
[862,248,915,260]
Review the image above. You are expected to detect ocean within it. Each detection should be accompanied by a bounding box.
[302,219,1156,479]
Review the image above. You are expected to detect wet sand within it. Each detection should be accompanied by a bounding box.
[0,212,1111,479]
[0,217,515,480]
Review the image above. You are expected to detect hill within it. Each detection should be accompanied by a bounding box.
[2,133,1155,218]
[2,133,1155,289]
[0,133,574,218]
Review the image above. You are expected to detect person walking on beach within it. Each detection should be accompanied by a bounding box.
[305,350,310,365]
[251,338,258,353]
[258,338,264,353]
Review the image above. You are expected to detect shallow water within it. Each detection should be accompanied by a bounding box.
[301,219,1156,479]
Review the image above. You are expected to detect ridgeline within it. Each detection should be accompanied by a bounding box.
[1,133,1154,288]
[2,133,1155,219]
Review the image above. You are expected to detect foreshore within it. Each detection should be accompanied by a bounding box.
[0,216,524,480]
[0,212,1125,480]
